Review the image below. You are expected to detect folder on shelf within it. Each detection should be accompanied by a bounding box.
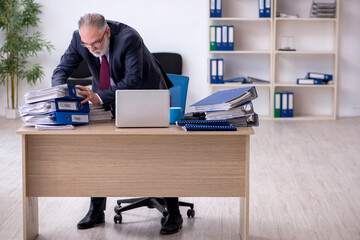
[22,111,89,125]
[19,99,89,116]
[297,78,323,85]
[25,84,84,104]
[247,76,270,84]
[182,124,237,131]
[210,0,216,17]
[305,72,333,81]
[223,77,247,83]
[222,25,228,50]
[215,0,222,18]
[281,92,288,117]
[210,25,216,51]
[258,0,265,18]
[228,25,234,51]
[274,92,281,118]
[215,26,222,51]
[287,92,294,117]
[217,58,224,84]
[264,0,271,17]
[190,86,258,111]
[210,59,218,84]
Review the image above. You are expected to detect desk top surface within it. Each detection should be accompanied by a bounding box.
[17,121,254,136]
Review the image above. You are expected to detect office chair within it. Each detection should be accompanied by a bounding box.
[152,52,182,75]
[114,53,194,225]
[66,58,92,86]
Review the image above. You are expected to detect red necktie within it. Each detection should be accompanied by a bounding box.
[99,55,110,91]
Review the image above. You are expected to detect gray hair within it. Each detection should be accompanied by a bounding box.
[78,13,108,31]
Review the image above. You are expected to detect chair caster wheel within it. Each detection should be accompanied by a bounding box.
[114,205,121,215]
[187,209,195,218]
[114,214,122,224]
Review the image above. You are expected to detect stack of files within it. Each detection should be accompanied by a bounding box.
[24,83,84,104]
[224,76,270,84]
[259,0,271,18]
[274,92,294,118]
[189,86,259,127]
[176,119,237,131]
[190,86,258,112]
[210,58,224,84]
[20,84,90,127]
[310,0,336,18]
[297,72,333,85]
[210,25,234,51]
[210,0,222,18]
[89,104,113,123]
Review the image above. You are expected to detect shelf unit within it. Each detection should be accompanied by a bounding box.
[208,0,339,120]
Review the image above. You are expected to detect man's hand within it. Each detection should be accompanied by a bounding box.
[76,85,101,105]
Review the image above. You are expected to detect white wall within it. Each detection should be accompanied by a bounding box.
[0,0,359,117]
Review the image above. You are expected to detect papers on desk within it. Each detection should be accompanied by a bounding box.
[35,124,74,131]
[89,104,113,123]
[205,101,254,120]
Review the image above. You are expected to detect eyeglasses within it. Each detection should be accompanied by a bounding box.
[80,30,106,48]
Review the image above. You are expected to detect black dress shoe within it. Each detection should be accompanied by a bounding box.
[160,213,183,235]
[77,210,105,229]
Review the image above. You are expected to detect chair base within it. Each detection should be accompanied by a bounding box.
[113,197,195,224]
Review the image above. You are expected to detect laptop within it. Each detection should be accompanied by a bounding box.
[115,89,170,127]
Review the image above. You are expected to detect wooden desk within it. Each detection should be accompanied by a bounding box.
[17,123,254,240]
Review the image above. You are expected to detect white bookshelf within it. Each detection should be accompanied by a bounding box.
[208,0,339,120]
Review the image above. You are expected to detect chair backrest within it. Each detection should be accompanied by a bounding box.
[152,52,182,75]
[168,74,189,112]
[67,58,92,86]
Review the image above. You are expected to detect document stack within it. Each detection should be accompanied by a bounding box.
[274,92,294,118]
[179,86,259,131]
[89,104,113,123]
[20,84,90,129]
[297,72,333,85]
[310,0,336,18]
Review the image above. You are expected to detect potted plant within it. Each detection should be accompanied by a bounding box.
[0,0,54,119]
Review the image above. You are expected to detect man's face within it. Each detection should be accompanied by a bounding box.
[79,26,110,57]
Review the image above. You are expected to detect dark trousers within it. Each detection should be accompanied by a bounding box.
[90,197,180,213]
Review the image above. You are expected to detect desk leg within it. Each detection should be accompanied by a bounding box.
[240,135,250,240]
[22,135,38,240]
[23,197,38,240]
[240,197,249,240]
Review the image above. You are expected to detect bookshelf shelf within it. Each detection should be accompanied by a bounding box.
[208,0,339,120]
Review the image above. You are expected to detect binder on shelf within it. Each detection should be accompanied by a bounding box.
[210,0,216,17]
[176,119,230,127]
[264,0,271,17]
[258,0,265,18]
[217,58,224,84]
[182,124,237,131]
[210,59,218,84]
[297,78,323,85]
[281,92,288,117]
[228,25,234,51]
[215,0,222,17]
[287,92,294,117]
[190,86,258,111]
[306,72,333,81]
[215,26,222,51]
[222,25,228,50]
[210,26,216,51]
[274,92,281,118]
[25,84,84,104]
[223,77,247,83]
[247,76,270,84]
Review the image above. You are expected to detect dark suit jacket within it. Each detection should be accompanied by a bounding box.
[52,20,173,106]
